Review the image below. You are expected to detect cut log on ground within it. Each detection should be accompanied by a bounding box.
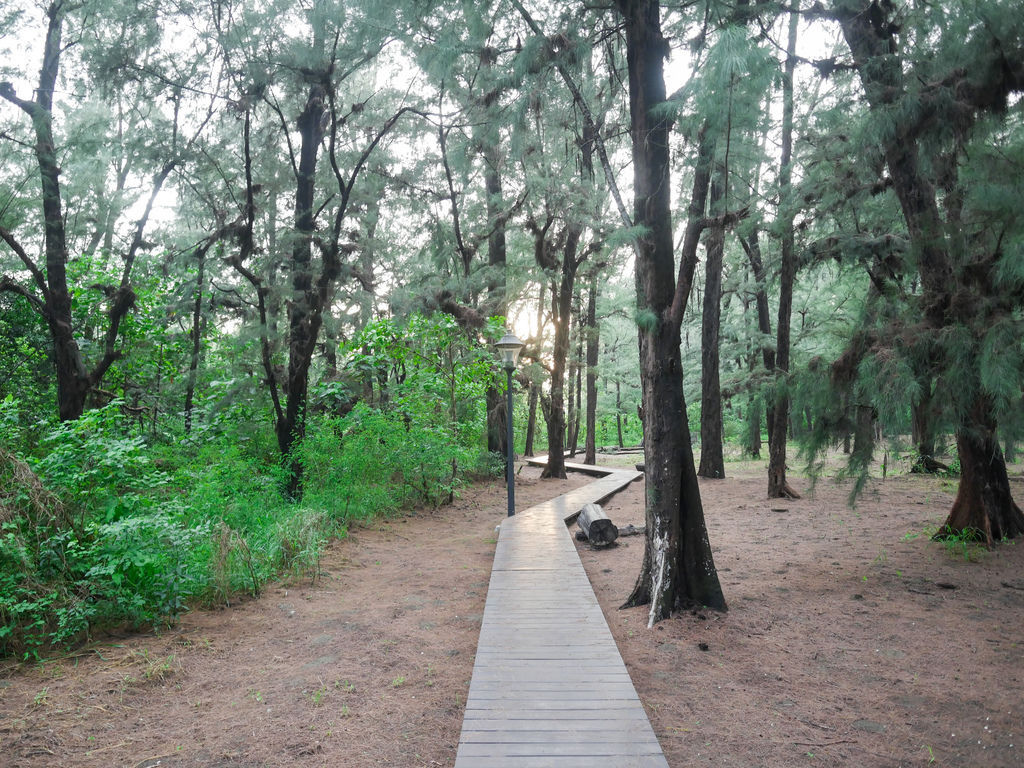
[577,502,618,546]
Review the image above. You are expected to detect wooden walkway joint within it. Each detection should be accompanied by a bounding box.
[454,460,669,767]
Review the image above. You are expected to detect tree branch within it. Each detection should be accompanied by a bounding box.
[509,0,633,231]
[0,226,49,297]
[0,275,47,316]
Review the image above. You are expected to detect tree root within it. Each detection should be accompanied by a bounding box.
[769,482,801,500]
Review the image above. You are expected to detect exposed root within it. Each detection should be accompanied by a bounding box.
[910,455,951,475]
[769,482,801,500]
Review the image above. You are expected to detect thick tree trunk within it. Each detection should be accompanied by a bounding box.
[939,398,1024,546]
[616,0,725,623]
[767,1,801,500]
[698,168,726,479]
[584,273,599,465]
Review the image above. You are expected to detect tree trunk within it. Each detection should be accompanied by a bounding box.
[745,393,762,458]
[487,386,507,458]
[851,403,875,472]
[566,326,579,458]
[615,380,624,448]
[698,167,726,479]
[184,244,209,434]
[484,138,508,457]
[524,382,539,457]
[584,273,599,464]
[278,83,329,496]
[938,398,1024,546]
[569,327,583,456]
[767,0,801,500]
[741,228,775,446]
[616,0,726,623]
[542,241,577,480]
[577,503,619,545]
[910,376,947,472]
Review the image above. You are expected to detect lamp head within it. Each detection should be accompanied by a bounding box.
[495,330,524,371]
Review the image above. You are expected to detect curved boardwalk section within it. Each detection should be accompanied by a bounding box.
[454,462,668,767]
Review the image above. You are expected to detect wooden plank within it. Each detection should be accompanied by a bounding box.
[454,463,668,767]
[457,758,668,768]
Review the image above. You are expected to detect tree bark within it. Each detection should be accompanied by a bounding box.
[277,83,329,496]
[698,167,726,479]
[540,226,579,480]
[524,382,539,457]
[584,272,599,465]
[616,0,726,623]
[484,140,508,458]
[940,398,1024,546]
[767,0,801,500]
[184,243,210,434]
[908,370,949,472]
[740,229,775,446]
[615,379,624,448]
[566,321,580,458]
[577,503,619,545]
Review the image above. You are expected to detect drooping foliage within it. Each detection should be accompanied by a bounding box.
[2,0,1024,652]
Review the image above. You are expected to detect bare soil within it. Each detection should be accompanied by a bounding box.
[2,459,1022,768]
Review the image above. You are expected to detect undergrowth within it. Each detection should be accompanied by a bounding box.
[0,386,494,658]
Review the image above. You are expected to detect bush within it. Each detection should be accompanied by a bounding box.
[0,312,502,658]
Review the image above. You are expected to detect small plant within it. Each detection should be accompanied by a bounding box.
[32,687,49,707]
[932,524,986,561]
[311,683,327,707]
[131,649,177,682]
[391,675,405,687]
[247,688,264,703]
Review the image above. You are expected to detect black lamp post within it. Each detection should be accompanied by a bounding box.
[495,330,524,517]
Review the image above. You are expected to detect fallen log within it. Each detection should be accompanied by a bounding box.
[577,502,619,546]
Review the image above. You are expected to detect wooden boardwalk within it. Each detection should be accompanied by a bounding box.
[454,461,669,767]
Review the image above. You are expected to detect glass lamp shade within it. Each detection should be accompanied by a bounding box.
[495,330,524,371]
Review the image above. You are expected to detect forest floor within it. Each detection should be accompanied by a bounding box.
[1,456,1023,768]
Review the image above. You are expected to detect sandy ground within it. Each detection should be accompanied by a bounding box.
[1,458,1022,767]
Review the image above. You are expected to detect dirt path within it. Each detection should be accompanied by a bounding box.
[2,460,1022,767]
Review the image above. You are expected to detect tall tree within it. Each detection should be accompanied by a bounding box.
[766,0,802,500]
[698,165,727,478]
[0,1,203,420]
[827,0,1024,544]
[615,0,726,623]
[583,269,600,464]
